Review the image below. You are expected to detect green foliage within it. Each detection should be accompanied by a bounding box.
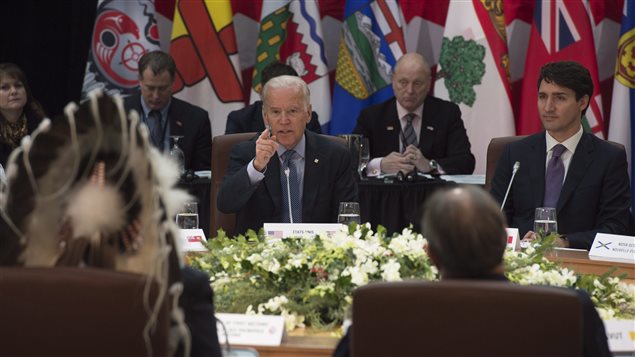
[439,36,486,106]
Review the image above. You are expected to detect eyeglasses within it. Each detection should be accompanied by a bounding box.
[395,78,429,90]
[265,106,305,120]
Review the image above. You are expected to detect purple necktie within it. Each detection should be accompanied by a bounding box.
[543,144,566,207]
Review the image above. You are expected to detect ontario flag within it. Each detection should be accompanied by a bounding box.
[518,0,605,137]
[608,0,635,214]
[328,0,406,134]
[82,0,161,99]
[170,0,244,137]
[249,0,331,126]
[435,0,515,175]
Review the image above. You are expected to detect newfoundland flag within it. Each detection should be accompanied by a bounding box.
[328,0,406,135]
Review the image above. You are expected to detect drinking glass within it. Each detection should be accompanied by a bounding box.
[338,202,361,225]
[534,207,557,238]
[169,135,185,175]
[176,202,199,229]
[358,138,370,179]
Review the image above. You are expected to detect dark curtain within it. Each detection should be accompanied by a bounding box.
[0,0,98,118]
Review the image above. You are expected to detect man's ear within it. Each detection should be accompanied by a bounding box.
[306,104,312,123]
[579,94,590,113]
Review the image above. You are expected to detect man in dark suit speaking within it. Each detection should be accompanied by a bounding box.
[491,61,631,250]
[353,53,475,175]
[217,75,357,234]
[124,51,211,171]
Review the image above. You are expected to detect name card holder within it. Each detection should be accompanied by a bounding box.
[604,319,635,352]
[179,229,207,252]
[506,228,520,251]
[589,234,635,264]
[216,313,286,347]
[263,223,346,240]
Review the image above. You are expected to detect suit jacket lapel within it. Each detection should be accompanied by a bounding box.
[264,152,283,214]
[530,134,547,208]
[302,131,320,220]
[418,96,435,154]
[386,100,402,152]
[557,133,593,211]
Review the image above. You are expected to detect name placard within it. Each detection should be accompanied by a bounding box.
[216,313,285,347]
[506,228,519,251]
[178,229,207,252]
[604,319,635,352]
[263,223,346,239]
[589,234,635,264]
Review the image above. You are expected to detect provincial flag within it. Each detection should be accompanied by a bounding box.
[250,0,331,127]
[170,0,244,137]
[82,0,161,99]
[518,0,605,137]
[435,0,515,175]
[608,0,635,214]
[329,0,406,135]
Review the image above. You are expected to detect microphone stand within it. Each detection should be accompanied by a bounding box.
[500,161,520,212]
[284,167,294,223]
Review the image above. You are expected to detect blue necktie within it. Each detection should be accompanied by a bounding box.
[147,110,162,148]
[280,150,302,223]
[543,144,566,207]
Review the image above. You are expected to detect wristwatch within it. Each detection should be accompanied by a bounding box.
[428,160,439,173]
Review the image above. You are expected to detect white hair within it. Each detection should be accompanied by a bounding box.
[261,75,311,110]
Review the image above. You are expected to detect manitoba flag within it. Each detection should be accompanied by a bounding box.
[518,0,605,137]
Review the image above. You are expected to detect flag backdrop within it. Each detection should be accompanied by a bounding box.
[435,0,515,175]
[608,0,635,214]
[328,0,406,135]
[250,0,331,126]
[82,0,161,99]
[518,0,605,137]
[170,0,244,137]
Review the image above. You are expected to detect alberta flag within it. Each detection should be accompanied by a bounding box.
[82,0,161,99]
[608,0,635,214]
[250,0,331,126]
[170,0,244,137]
[518,0,605,137]
[328,0,406,134]
[435,0,515,175]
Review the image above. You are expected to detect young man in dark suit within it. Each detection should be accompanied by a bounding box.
[225,62,322,135]
[218,76,357,235]
[124,51,212,171]
[353,53,475,175]
[491,61,631,250]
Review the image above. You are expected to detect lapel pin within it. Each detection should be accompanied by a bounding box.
[176,120,183,127]
[426,126,434,131]
[386,126,394,131]
[314,158,319,164]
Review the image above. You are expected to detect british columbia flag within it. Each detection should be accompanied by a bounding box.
[518,0,605,137]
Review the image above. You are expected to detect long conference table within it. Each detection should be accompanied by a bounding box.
[233,250,635,357]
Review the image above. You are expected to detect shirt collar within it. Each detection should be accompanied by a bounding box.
[140,97,171,119]
[396,100,424,122]
[277,133,306,160]
[545,125,583,154]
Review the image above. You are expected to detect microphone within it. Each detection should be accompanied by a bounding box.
[284,167,294,223]
[500,161,520,212]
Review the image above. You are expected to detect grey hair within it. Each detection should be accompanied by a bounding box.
[422,185,507,277]
[261,75,311,110]
[392,53,431,77]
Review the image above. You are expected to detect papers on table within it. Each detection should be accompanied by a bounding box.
[194,170,211,179]
[439,174,485,185]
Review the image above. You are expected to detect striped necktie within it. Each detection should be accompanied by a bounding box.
[543,144,566,207]
[147,110,163,148]
[280,150,302,223]
[402,113,418,150]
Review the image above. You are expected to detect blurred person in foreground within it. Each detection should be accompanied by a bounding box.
[352,53,474,175]
[333,185,610,357]
[218,75,357,234]
[0,63,47,167]
[491,61,631,250]
[124,50,211,171]
[225,61,322,134]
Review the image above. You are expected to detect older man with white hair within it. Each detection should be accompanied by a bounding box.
[218,75,358,234]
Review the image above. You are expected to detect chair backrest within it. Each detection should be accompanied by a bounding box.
[210,133,348,238]
[485,135,527,191]
[210,132,258,238]
[0,267,169,356]
[352,280,582,357]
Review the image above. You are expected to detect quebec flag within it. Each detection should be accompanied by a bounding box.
[328,0,406,134]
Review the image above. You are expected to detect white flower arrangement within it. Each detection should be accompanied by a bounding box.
[191,224,635,331]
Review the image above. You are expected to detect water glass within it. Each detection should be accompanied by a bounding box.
[169,135,185,175]
[176,202,199,229]
[338,202,361,225]
[358,138,370,179]
[534,207,557,238]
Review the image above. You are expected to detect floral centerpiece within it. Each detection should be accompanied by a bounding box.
[190,223,635,331]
